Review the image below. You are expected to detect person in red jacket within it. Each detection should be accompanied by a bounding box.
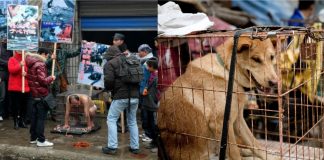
[25,48,55,147]
[8,50,30,129]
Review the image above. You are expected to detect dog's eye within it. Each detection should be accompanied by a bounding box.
[270,55,274,61]
[251,57,262,63]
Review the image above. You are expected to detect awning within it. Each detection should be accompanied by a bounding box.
[81,17,157,31]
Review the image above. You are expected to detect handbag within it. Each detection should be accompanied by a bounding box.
[43,93,57,110]
[55,60,68,92]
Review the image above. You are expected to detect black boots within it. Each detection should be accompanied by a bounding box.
[18,117,27,128]
[14,117,27,129]
[14,118,19,130]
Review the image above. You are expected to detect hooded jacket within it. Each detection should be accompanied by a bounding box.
[103,46,121,61]
[104,54,140,100]
[8,51,30,92]
[25,53,54,98]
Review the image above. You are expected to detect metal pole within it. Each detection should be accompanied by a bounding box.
[219,28,253,160]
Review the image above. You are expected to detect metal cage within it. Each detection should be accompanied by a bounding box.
[157,26,324,159]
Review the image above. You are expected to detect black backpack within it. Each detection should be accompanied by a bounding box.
[118,54,143,84]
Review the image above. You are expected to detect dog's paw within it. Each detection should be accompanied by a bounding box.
[241,148,253,157]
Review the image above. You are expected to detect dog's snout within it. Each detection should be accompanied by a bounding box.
[268,80,277,87]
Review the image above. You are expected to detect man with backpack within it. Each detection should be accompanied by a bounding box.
[102,46,143,155]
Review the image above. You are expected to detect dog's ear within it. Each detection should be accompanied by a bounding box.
[216,37,252,55]
[237,44,250,53]
[236,37,253,54]
[270,38,277,49]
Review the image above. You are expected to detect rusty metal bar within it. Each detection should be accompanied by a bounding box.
[276,35,284,159]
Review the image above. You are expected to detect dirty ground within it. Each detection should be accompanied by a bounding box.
[0,118,158,160]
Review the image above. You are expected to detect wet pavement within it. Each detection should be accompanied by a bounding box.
[0,117,158,160]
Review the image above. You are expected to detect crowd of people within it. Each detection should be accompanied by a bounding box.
[0,0,316,156]
[101,33,159,154]
[0,32,159,154]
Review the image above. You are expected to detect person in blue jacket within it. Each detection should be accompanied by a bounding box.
[288,0,315,27]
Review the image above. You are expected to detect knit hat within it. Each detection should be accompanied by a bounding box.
[113,33,125,40]
[138,44,152,53]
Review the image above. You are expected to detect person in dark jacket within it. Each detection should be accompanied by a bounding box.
[0,42,13,121]
[140,58,159,153]
[288,0,315,27]
[103,45,121,61]
[103,46,129,133]
[102,49,140,155]
[138,44,155,142]
[46,44,81,96]
[26,48,55,147]
[8,50,30,129]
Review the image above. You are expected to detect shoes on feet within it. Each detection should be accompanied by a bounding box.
[139,133,145,138]
[30,138,47,144]
[129,148,140,154]
[30,139,37,144]
[37,140,54,147]
[102,147,117,155]
[18,117,27,128]
[142,135,152,142]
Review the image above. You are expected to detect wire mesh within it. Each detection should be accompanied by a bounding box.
[157,26,324,159]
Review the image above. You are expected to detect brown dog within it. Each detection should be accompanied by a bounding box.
[158,37,279,159]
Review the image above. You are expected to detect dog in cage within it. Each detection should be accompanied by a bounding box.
[249,35,324,146]
[158,36,280,159]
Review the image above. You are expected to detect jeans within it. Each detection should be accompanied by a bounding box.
[107,98,139,149]
[30,99,48,142]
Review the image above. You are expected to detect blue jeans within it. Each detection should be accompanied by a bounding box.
[107,98,139,149]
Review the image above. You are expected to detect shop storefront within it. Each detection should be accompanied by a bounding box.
[79,1,157,51]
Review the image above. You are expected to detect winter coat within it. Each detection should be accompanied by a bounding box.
[140,63,151,94]
[142,71,159,111]
[103,46,121,61]
[0,43,13,81]
[8,52,30,92]
[46,47,81,77]
[104,54,140,100]
[26,53,54,98]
